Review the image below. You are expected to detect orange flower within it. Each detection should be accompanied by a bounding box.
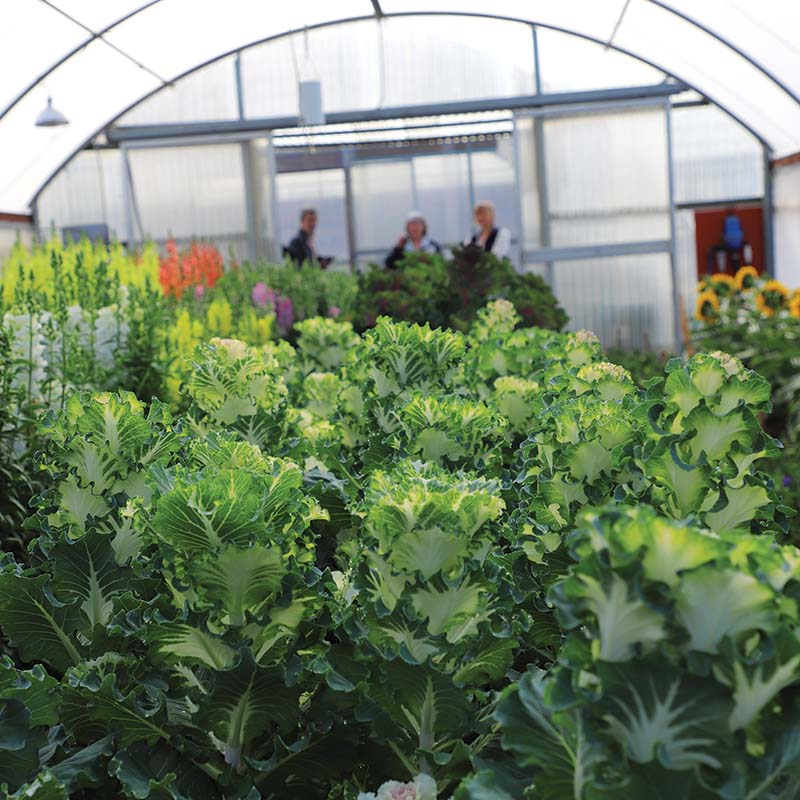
[735,265,759,291]
[158,240,224,299]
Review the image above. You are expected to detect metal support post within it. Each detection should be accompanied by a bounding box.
[466,141,476,213]
[664,99,683,355]
[342,147,357,271]
[235,52,266,263]
[531,25,553,286]
[265,133,281,262]
[762,144,775,276]
[511,114,525,269]
[120,145,135,248]
[409,157,419,211]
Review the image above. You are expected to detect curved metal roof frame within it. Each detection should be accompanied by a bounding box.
[0,0,165,123]
[3,0,799,213]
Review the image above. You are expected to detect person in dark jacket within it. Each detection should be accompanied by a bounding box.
[285,207,331,268]
[385,210,441,269]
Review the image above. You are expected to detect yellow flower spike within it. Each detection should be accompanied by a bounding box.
[735,265,759,291]
[695,289,721,323]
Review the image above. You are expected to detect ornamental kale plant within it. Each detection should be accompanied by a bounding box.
[458,505,800,800]
[0,303,797,799]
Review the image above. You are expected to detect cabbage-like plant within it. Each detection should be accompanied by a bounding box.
[459,505,800,800]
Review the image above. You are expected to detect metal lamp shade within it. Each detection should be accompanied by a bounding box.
[36,97,68,127]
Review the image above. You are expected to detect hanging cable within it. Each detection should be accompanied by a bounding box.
[38,0,172,86]
[606,0,633,50]
[376,18,386,110]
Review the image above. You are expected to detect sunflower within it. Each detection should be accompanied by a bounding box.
[790,291,800,319]
[695,289,721,323]
[707,273,737,297]
[754,279,790,317]
[735,265,759,291]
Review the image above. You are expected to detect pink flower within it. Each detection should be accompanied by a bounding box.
[328,305,341,318]
[251,281,272,309]
[276,296,294,331]
[194,284,205,300]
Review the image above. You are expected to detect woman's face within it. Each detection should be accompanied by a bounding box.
[475,206,494,230]
[407,219,425,240]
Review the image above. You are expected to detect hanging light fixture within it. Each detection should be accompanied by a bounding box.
[297,28,324,127]
[36,96,69,127]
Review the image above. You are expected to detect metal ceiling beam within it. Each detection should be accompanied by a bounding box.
[106,82,686,144]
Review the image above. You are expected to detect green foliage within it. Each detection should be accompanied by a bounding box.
[0,303,796,798]
[355,246,568,334]
[463,506,800,799]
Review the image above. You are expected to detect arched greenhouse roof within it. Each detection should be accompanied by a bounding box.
[2,0,799,215]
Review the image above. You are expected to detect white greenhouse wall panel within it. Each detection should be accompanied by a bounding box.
[276,169,348,262]
[0,222,33,262]
[549,253,675,352]
[36,151,127,240]
[672,105,764,204]
[543,107,670,247]
[114,144,251,260]
[774,162,800,288]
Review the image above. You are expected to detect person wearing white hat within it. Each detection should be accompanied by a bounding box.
[385,210,441,269]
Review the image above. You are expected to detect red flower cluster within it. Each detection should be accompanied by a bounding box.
[159,240,224,299]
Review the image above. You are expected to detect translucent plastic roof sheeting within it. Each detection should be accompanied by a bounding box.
[1,0,799,213]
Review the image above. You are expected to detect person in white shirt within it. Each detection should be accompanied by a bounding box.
[464,200,512,260]
[385,210,442,269]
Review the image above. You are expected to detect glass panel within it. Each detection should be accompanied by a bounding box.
[616,0,800,156]
[0,40,158,212]
[469,143,519,259]
[36,149,127,240]
[672,104,763,204]
[351,159,414,265]
[774,162,800,288]
[526,252,676,351]
[127,143,247,258]
[515,117,543,255]
[243,16,534,120]
[658,0,800,101]
[412,152,472,250]
[544,107,670,247]
[275,169,348,263]
[121,56,239,124]
[0,0,87,111]
[535,27,664,92]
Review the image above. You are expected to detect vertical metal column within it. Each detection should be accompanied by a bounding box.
[762,144,775,276]
[265,133,281,262]
[466,141,476,214]
[532,25,553,286]
[409,157,419,211]
[235,53,266,263]
[121,145,135,247]
[511,115,525,269]
[342,147,357,271]
[664,99,683,355]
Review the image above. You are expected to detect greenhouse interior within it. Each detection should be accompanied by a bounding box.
[1,2,800,798]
